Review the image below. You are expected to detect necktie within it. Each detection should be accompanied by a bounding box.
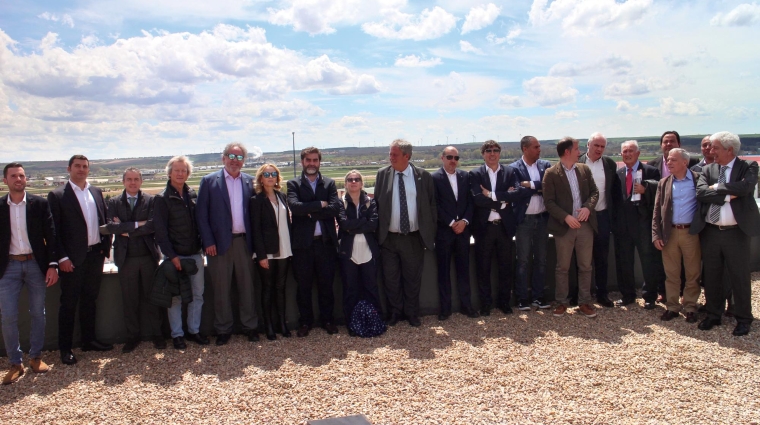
[128,197,136,211]
[708,166,727,223]
[398,172,410,234]
[626,168,633,198]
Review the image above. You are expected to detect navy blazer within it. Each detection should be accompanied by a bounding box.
[286,172,341,250]
[469,164,528,239]
[508,158,552,225]
[0,193,57,277]
[196,169,254,255]
[431,167,473,242]
[338,191,380,260]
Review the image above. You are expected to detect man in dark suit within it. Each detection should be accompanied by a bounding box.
[469,140,529,316]
[287,147,341,337]
[648,131,699,179]
[432,146,477,321]
[1,163,57,385]
[509,136,552,311]
[577,132,620,307]
[375,139,436,327]
[613,141,664,309]
[99,167,164,352]
[691,135,715,173]
[543,137,599,318]
[196,142,259,345]
[48,155,113,365]
[694,132,760,336]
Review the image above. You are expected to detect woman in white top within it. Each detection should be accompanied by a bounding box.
[338,170,381,336]
[250,164,293,340]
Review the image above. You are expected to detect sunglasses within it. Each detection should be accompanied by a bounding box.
[484,149,501,154]
[444,155,460,161]
[346,177,362,183]
[262,171,278,178]
[227,154,245,161]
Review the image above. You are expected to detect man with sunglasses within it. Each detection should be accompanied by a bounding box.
[196,142,259,345]
[432,147,477,321]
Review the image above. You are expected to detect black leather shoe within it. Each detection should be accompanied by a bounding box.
[172,337,186,350]
[408,316,421,327]
[684,312,698,323]
[465,309,480,319]
[386,314,401,326]
[82,340,114,352]
[215,333,231,346]
[153,337,167,349]
[615,297,636,307]
[187,333,210,345]
[499,305,513,315]
[122,338,141,353]
[480,307,491,317]
[643,301,657,310]
[660,310,680,321]
[247,331,260,342]
[597,297,614,308]
[296,325,311,337]
[698,318,722,331]
[322,322,339,335]
[348,328,357,337]
[60,350,77,365]
[437,313,450,321]
[733,322,750,336]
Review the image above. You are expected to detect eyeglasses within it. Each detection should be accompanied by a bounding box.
[484,149,501,154]
[262,171,278,178]
[444,155,460,161]
[346,177,362,183]
[227,154,244,161]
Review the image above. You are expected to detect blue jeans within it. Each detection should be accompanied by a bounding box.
[167,253,204,338]
[0,260,47,365]
[514,213,549,302]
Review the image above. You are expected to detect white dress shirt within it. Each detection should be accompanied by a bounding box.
[70,181,101,246]
[522,157,546,214]
[487,165,506,221]
[389,165,419,233]
[586,156,607,211]
[8,193,32,255]
[712,157,738,226]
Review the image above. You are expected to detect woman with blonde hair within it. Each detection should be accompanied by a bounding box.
[250,164,292,340]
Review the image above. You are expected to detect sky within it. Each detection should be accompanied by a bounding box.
[1,0,759,162]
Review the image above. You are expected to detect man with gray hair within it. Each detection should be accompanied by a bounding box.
[694,132,759,336]
[100,167,164,351]
[375,139,436,327]
[652,149,702,323]
[196,142,259,344]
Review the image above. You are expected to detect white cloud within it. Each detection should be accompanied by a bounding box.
[549,54,632,77]
[604,77,679,98]
[459,40,484,55]
[616,100,637,112]
[267,0,405,35]
[338,115,369,127]
[461,3,501,34]
[394,54,442,68]
[523,76,578,106]
[555,110,578,119]
[711,3,760,27]
[38,12,75,28]
[362,6,458,40]
[641,97,708,117]
[728,106,759,120]
[486,27,521,45]
[498,94,521,107]
[529,0,652,35]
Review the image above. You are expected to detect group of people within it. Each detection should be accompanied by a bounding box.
[1,132,756,386]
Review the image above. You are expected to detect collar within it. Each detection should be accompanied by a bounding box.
[561,162,577,172]
[68,180,90,191]
[625,161,640,171]
[673,170,693,182]
[521,156,537,168]
[587,155,603,164]
[444,168,457,176]
[722,157,737,169]
[395,164,412,177]
[485,164,500,175]
[302,171,321,184]
[223,168,241,180]
[126,191,140,199]
[7,192,27,206]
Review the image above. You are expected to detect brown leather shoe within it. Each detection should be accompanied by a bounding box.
[660,310,680,321]
[29,358,49,373]
[552,304,567,317]
[2,364,24,385]
[578,304,597,318]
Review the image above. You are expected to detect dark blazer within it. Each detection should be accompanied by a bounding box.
[542,162,599,237]
[614,162,660,233]
[374,164,436,250]
[286,172,341,250]
[508,158,552,224]
[250,190,292,260]
[338,191,380,260]
[648,155,699,177]
[690,158,711,173]
[578,153,621,215]
[100,190,160,268]
[196,169,254,255]
[652,170,700,245]
[431,167,473,242]
[0,193,57,277]
[693,159,760,237]
[469,164,528,239]
[48,182,112,266]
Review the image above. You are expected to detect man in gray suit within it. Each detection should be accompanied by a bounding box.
[100,168,164,352]
[375,139,436,327]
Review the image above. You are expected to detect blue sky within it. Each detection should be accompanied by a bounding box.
[1,0,759,161]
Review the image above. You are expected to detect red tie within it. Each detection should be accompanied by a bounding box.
[626,168,633,197]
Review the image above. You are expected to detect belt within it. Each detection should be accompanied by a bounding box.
[313,235,323,241]
[707,223,738,230]
[489,219,502,225]
[9,254,34,261]
[86,243,101,252]
[672,224,690,229]
[232,233,246,238]
[388,231,419,236]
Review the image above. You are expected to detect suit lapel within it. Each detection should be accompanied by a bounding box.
[456,169,466,201]
[218,171,232,215]
[64,183,86,223]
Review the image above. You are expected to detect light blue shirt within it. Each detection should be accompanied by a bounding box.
[671,171,698,225]
[389,164,418,233]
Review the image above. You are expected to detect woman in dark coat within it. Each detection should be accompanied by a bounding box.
[250,163,292,340]
[338,170,381,336]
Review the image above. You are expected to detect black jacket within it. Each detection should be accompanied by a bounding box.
[153,181,201,258]
[150,258,199,308]
[0,193,57,277]
[469,164,528,239]
[100,190,160,268]
[338,191,379,260]
[250,190,292,260]
[286,172,340,250]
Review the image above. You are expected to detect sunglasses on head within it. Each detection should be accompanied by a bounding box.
[444,155,460,161]
[262,171,278,178]
[484,149,501,154]
[346,177,362,183]
[227,154,244,161]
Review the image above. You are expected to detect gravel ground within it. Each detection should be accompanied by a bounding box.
[2,277,760,425]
